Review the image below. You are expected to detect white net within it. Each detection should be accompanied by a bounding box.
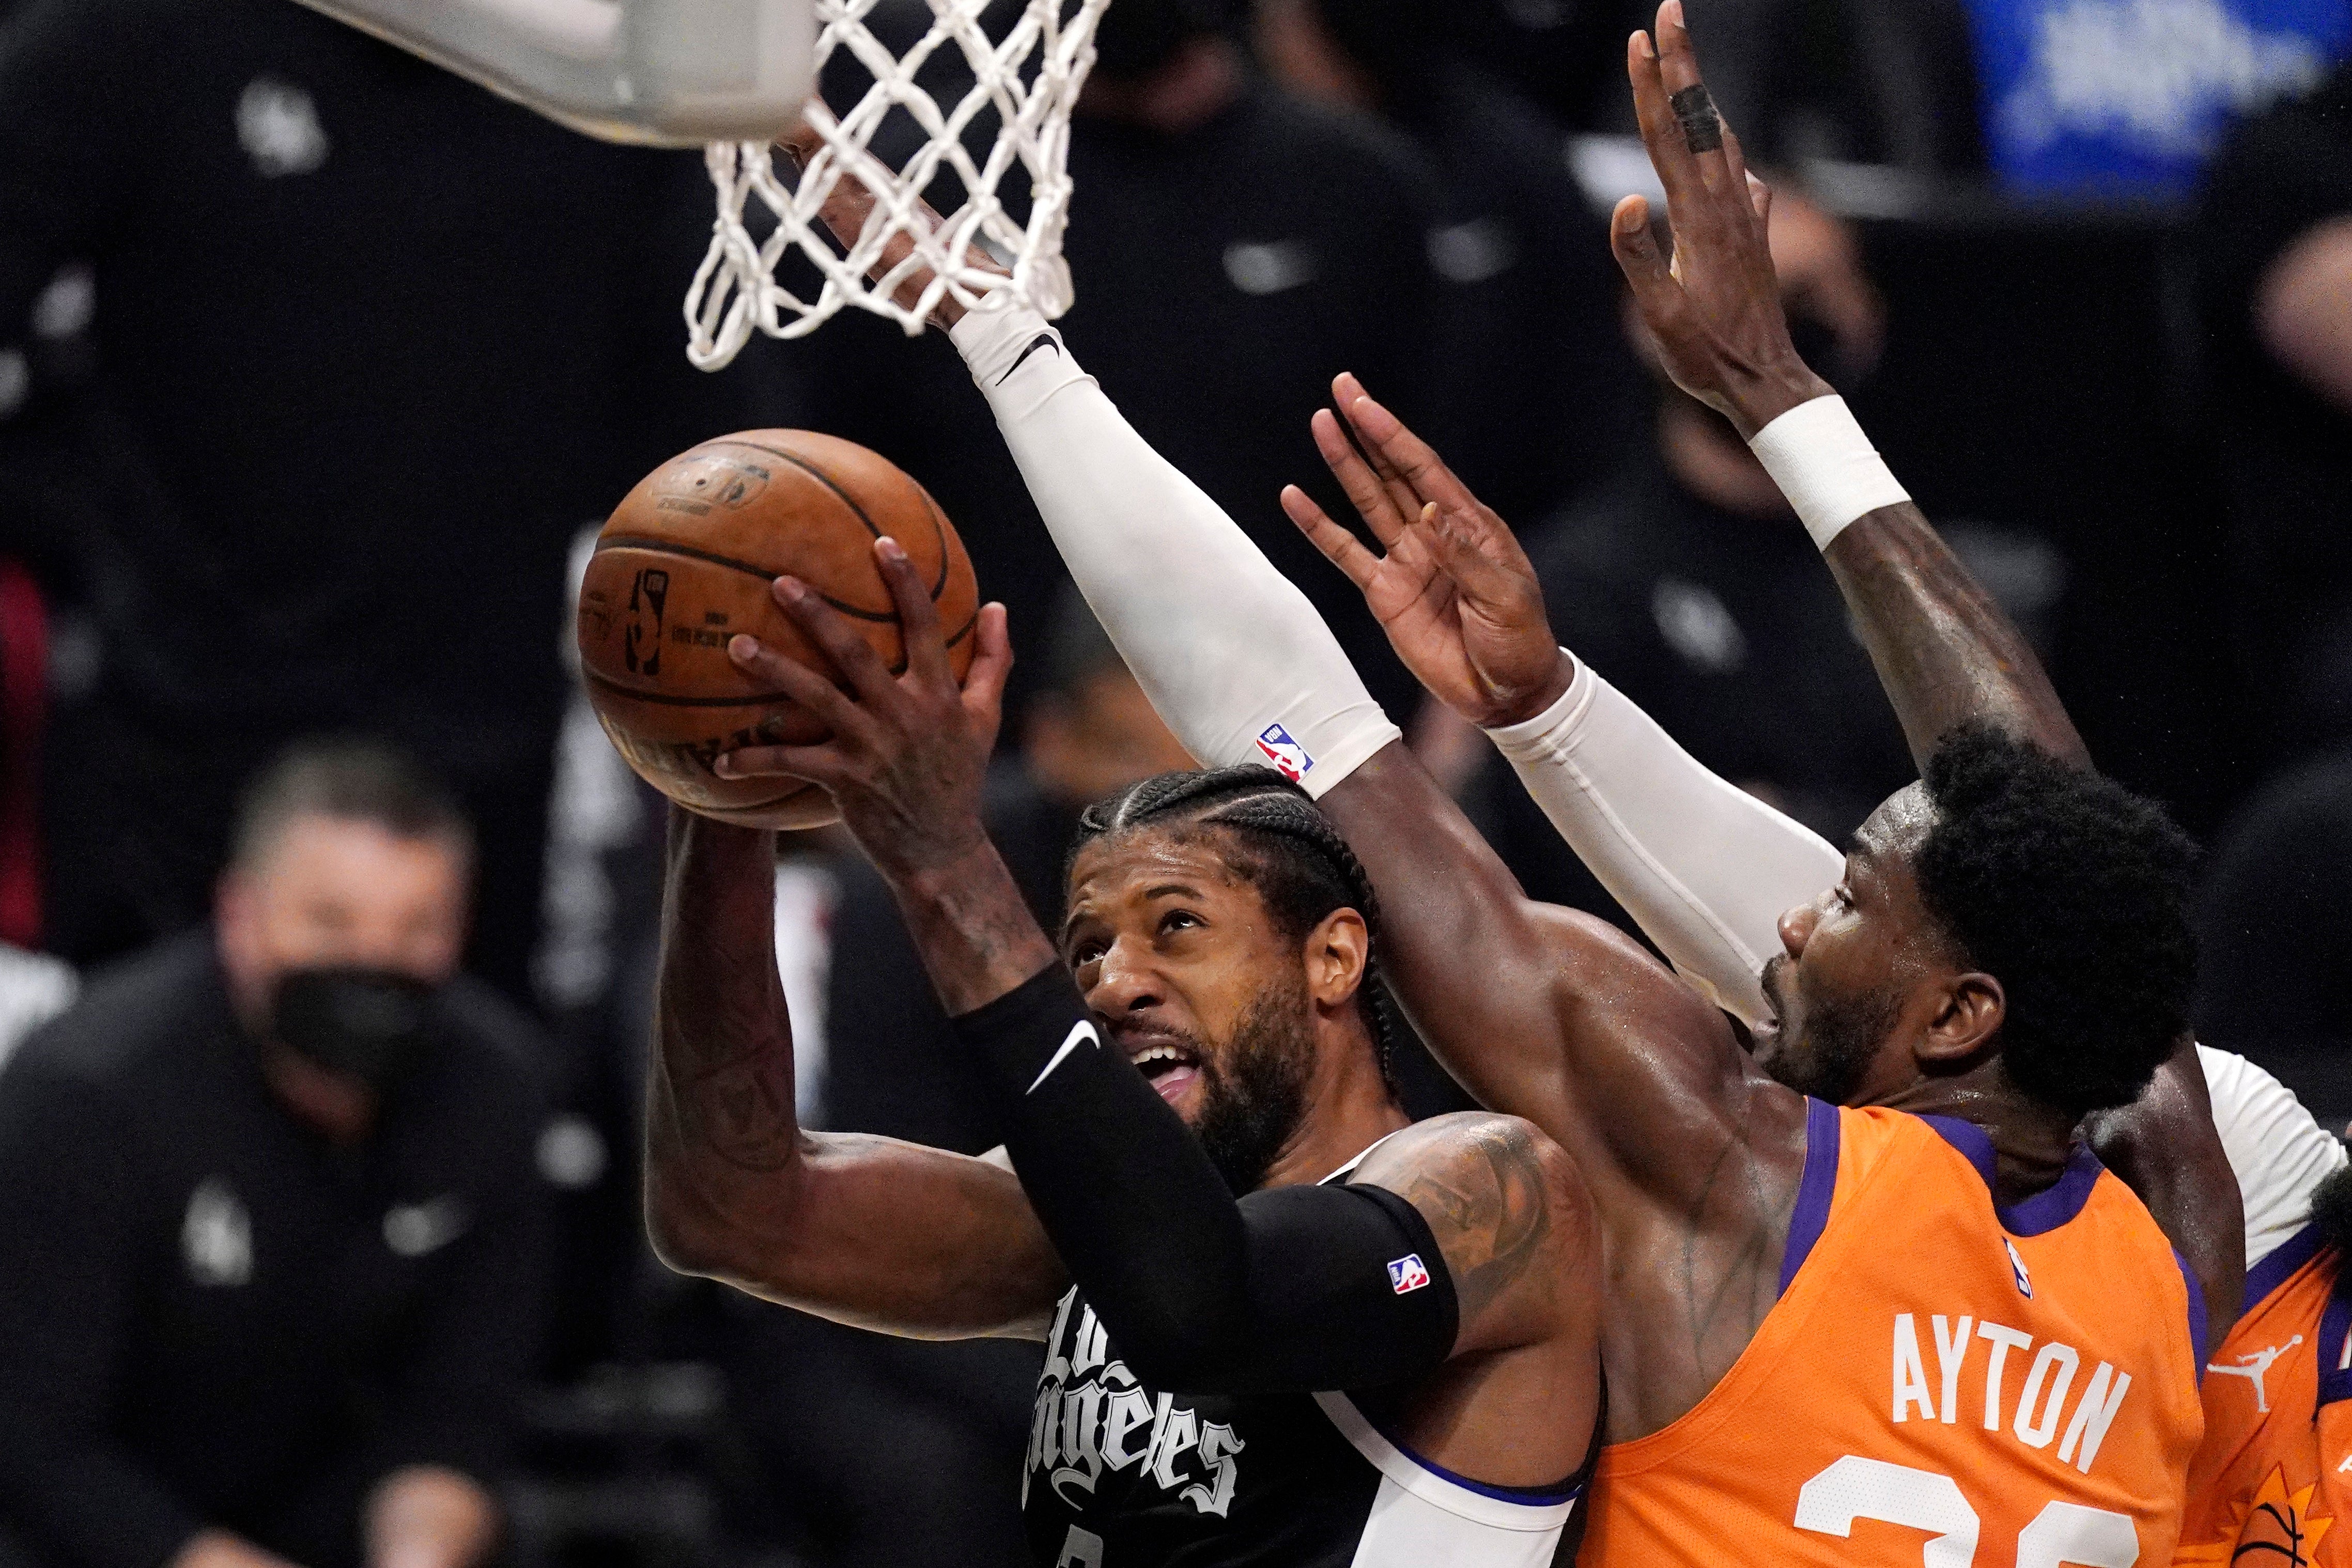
[685,0,1113,369]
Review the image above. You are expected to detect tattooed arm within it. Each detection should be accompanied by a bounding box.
[642,809,1066,1340]
[1351,1113,1598,1358]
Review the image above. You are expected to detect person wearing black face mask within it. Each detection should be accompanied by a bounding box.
[0,740,549,1568]
[1456,189,1947,916]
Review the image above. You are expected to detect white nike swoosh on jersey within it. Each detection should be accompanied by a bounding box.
[1027,1019,1102,1095]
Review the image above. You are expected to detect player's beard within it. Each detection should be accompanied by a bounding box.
[1759,956,1901,1106]
[1193,973,1317,1196]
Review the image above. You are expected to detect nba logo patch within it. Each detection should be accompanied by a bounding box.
[1387,1254,1431,1295]
[1256,723,1314,782]
[2004,1237,2033,1298]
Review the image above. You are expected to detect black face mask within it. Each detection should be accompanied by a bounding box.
[269,967,440,1092]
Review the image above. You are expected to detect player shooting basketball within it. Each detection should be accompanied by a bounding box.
[718,3,2219,1557]
[645,560,1604,1566]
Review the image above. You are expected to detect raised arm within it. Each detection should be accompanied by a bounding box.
[641,798,1065,1340]
[711,547,1597,1440]
[1288,2,2238,1334]
[749,101,1788,1325]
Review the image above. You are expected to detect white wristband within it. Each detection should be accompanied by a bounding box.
[1747,395,1910,551]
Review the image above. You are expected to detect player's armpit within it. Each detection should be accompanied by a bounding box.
[1350,1112,1596,1356]
[1318,741,1776,1196]
[2083,1034,2245,1353]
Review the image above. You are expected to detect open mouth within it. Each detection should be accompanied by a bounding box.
[1127,1042,1203,1107]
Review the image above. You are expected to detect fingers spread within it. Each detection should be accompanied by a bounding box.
[1628,24,1704,214]
[712,741,837,782]
[1282,485,1385,592]
[1611,194,1673,289]
[1312,408,1412,548]
[960,602,1013,729]
[1343,389,1482,519]
[727,632,862,734]
[1331,375,1426,525]
[874,537,947,688]
[771,575,896,701]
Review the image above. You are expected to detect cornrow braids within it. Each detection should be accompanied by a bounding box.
[1069,765,1406,1096]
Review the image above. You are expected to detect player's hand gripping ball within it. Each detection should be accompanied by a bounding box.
[578,431,979,828]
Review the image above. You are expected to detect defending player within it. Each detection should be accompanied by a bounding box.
[646,562,1603,1566]
[721,4,2211,1557]
[1291,260,2352,1567]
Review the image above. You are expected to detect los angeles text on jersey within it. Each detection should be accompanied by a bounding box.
[1027,1291,1244,1517]
[1887,1311,2136,1471]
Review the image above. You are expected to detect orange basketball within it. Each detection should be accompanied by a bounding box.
[578,430,979,829]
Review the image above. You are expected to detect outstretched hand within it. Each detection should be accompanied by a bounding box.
[716,537,1013,878]
[1610,0,1833,438]
[1280,374,1570,730]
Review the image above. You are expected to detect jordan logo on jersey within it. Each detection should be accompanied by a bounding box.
[1028,1292,1244,1519]
[2208,1336,2304,1414]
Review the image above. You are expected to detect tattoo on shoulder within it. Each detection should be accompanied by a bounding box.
[1380,1117,1555,1325]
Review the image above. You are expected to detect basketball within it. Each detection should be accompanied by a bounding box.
[578,430,979,830]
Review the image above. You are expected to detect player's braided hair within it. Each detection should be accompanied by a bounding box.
[1068,765,1404,1096]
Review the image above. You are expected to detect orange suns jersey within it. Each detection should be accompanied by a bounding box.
[2176,1229,2352,1566]
[1587,1100,2206,1566]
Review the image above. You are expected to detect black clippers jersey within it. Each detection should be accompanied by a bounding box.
[1020,1285,1582,1568]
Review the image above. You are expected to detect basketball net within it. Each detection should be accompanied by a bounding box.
[686,0,1113,370]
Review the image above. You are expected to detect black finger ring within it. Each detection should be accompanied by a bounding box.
[1670,84,1724,153]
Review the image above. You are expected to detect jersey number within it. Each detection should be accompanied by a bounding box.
[1795,1456,2140,1567]
[1056,1525,1104,1568]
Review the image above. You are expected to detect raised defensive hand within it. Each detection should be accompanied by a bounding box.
[1280,374,1569,729]
[1612,0,1833,439]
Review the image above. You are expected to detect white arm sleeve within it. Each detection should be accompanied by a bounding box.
[2199,1045,2348,1269]
[1482,658,1846,1024]
[950,303,1399,797]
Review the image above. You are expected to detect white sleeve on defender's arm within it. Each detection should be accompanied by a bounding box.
[950,301,1399,798]
[2200,1045,2348,1269]
[1483,658,1845,1024]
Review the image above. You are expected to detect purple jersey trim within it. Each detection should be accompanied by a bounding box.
[1778,1097,1843,1297]
[2174,1247,2208,1385]
[1370,1420,1587,1506]
[2319,1286,2352,1409]
[1919,1113,1998,1188]
[2001,1144,2106,1237]
[1918,1115,2106,1236]
[2246,1220,2328,1311]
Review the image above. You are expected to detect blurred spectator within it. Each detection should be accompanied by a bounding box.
[1464,189,1916,910]
[1051,0,1445,719]
[1545,0,1988,172]
[1454,0,1630,131]
[1256,0,1646,523]
[2195,749,2352,1128]
[0,940,73,1068]
[0,0,779,1001]
[0,741,551,1568]
[2197,57,2352,758]
[1966,0,2346,195]
[710,595,1193,1568]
